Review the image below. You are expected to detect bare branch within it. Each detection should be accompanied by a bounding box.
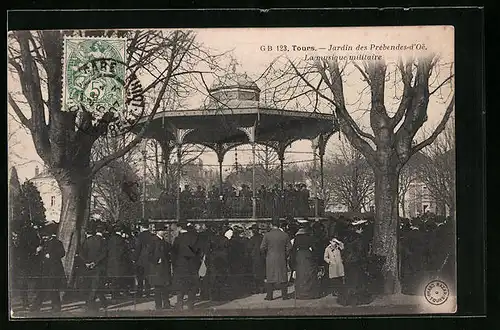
[412,94,455,153]
[429,74,455,96]
[90,35,182,177]
[8,94,32,130]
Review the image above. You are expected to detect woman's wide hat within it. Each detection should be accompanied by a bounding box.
[351,219,368,226]
[295,227,310,235]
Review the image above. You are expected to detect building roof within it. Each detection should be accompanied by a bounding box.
[30,169,54,181]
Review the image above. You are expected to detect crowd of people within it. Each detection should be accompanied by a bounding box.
[9,211,454,313]
[154,183,322,219]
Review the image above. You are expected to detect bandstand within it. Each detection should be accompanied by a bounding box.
[131,71,338,224]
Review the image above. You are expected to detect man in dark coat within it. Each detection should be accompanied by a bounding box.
[228,225,249,298]
[133,220,154,297]
[107,224,130,300]
[171,221,201,310]
[148,224,173,310]
[260,217,292,300]
[29,223,66,312]
[180,185,193,219]
[246,224,266,294]
[206,224,230,301]
[80,222,109,311]
[14,222,41,309]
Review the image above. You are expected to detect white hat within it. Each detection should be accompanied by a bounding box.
[297,219,309,223]
[351,219,368,226]
[331,238,343,245]
[224,229,233,240]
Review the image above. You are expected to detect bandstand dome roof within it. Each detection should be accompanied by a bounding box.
[210,72,260,92]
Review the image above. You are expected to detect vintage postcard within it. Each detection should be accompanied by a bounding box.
[8,26,456,318]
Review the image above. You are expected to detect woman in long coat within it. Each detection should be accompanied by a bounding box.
[148,228,172,310]
[246,224,266,293]
[337,222,372,306]
[291,227,320,299]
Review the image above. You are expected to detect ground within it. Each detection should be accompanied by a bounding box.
[10,287,456,318]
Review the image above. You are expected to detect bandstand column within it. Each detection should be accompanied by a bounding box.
[311,137,320,220]
[159,140,174,191]
[217,148,224,219]
[279,155,285,192]
[252,142,257,219]
[176,146,182,221]
[319,136,327,217]
[170,127,194,221]
[238,124,257,219]
[142,140,147,220]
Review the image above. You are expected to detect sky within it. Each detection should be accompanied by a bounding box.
[8,26,454,182]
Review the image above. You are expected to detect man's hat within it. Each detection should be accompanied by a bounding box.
[177,218,189,229]
[232,224,244,233]
[248,223,259,231]
[296,227,311,235]
[95,221,106,232]
[271,216,280,227]
[154,222,168,231]
[138,218,149,227]
[40,222,58,236]
[112,223,123,232]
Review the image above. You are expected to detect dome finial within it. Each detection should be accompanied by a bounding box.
[230,58,238,73]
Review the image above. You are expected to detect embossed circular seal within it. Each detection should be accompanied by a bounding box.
[424,280,449,305]
[63,37,145,137]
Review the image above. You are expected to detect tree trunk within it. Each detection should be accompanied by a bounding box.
[372,167,401,294]
[400,194,406,218]
[56,173,91,286]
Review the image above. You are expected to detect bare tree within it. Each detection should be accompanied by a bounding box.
[324,138,375,213]
[7,29,226,282]
[419,117,456,219]
[90,134,142,225]
[264,54,454,293]
[146,140,208,192]
[398,154,422,218]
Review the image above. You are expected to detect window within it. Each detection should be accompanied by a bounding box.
[50,196,56,207]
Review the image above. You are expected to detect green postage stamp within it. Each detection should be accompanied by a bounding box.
[62,37,127,115]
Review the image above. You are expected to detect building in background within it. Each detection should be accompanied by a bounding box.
[29,166,61,223]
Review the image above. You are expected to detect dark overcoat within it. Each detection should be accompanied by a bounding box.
[207,234,229,277]
[134,230,154,268]
[172,230,201,290]
[16,227,42,278]
[147,235,172,286]
[247,233,266,280]
[260,228,292,283]
[37,236,66,290]
[107,233,130,278]
[80,234,108,276]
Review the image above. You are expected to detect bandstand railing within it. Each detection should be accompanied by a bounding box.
[144,197,325,221]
